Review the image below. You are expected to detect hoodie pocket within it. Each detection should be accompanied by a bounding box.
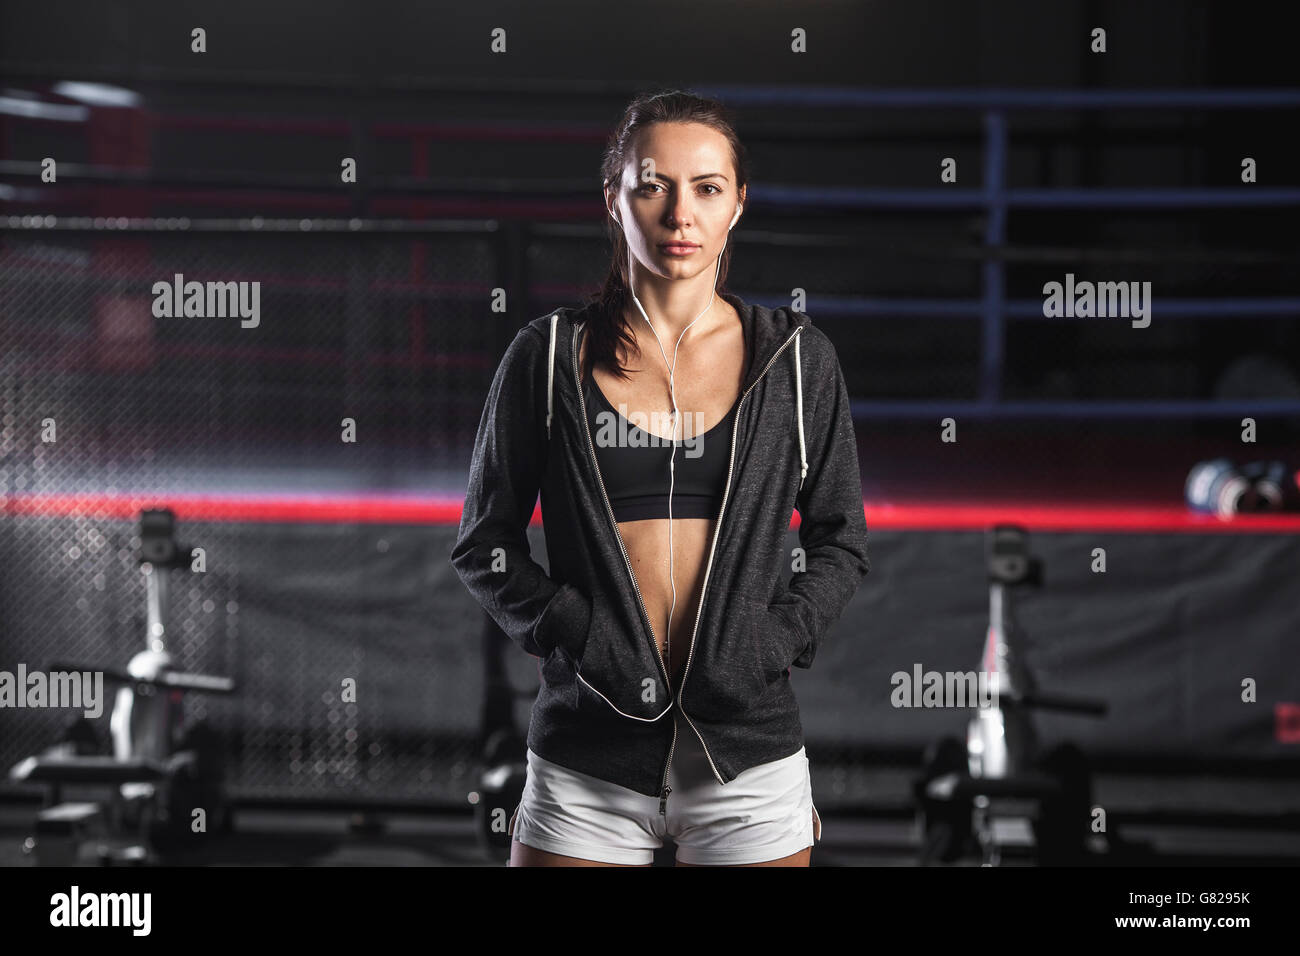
[572,598,672,722]
[536,582,593,661]
[745,598,799,682]
[686,598,791,719]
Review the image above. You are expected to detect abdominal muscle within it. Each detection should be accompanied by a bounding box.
[617,515,715,687]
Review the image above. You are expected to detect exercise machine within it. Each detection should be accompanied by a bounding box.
[8,509,235,865]
[914,525,1116,866]
[472,616,531,863]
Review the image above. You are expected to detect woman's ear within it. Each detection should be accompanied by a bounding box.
[604,182,621,227]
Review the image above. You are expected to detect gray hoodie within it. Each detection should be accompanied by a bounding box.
[450,291,870,806]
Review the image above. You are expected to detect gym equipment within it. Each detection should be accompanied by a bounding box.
[1238,459,1297,511]
[1185,458,1260,517]
[8,508,235,865]
[474,726,528,863]
[914,525,1112,866]
[472,616,531,863]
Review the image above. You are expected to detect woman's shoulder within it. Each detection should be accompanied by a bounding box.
[521,301,600,339]
[778,310,847,379]
[757,302,834,358]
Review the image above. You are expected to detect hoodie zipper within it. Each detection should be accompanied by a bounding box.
[571,323,674,695]
[675,325,804,788]
[571,322,679,813]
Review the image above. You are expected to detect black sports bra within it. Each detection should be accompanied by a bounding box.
[584,375,739,522]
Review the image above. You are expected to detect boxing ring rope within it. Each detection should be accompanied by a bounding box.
[6,84,1298,423]
[2,85,1298,531]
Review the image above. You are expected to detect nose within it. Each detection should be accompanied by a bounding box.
[666,192,696,229]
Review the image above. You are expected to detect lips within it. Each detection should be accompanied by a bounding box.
[658,242,700,254]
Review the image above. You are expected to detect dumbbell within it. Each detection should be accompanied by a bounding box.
[474,728,527,862]
[1238,459,1296,511]
[1186,459,1259,517]
[913,736,974,864]
[1032,742,1093,866]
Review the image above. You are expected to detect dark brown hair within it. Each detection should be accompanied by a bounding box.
[581,89,751,385]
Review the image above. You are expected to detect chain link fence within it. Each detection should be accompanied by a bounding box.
[0,224,507,805]
[2,215,1296,810]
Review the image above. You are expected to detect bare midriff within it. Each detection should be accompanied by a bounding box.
[580,301,746,690]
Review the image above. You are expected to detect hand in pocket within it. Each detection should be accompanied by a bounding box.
[753,601,801,679]
[537,582,593,662]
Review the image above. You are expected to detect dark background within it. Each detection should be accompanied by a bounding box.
[1,0,1297,863]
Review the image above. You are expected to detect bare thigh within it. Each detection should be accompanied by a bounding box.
[676,847,811,867]
[509,838,654,867]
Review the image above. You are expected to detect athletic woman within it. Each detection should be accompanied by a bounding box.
[451,89,869,866]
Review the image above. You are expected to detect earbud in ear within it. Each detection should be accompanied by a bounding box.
[729,203,743,231]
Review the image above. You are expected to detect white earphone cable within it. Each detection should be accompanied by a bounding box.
[619,201,739,683]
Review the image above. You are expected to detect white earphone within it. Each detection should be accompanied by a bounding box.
[617,200,741,679]
[612,202,743,231]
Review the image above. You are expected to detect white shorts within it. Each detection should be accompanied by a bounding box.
[509,715,822,865]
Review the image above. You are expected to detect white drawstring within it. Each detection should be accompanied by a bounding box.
[546,312,558,439]
[795,328,808,492]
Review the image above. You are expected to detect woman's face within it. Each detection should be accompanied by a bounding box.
[605,121,744,282]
